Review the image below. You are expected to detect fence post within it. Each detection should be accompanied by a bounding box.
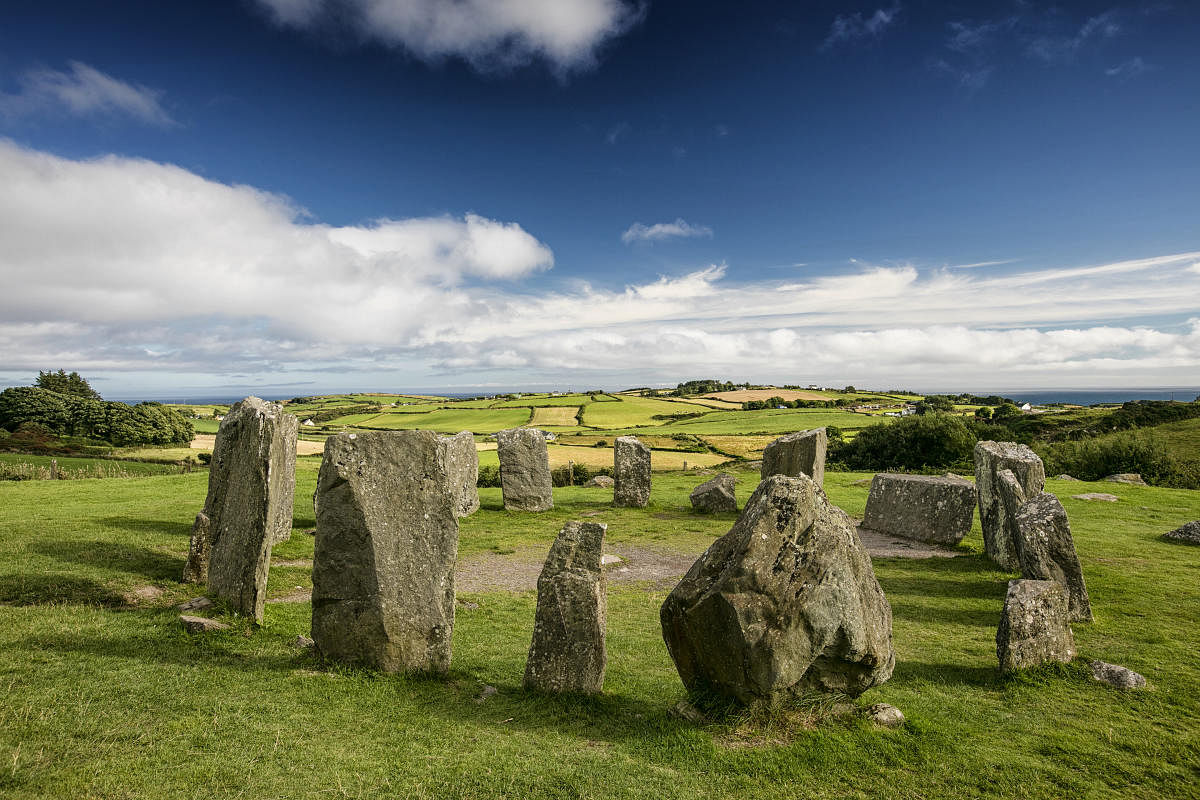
[50,459,58,480]
[568,460,574,486]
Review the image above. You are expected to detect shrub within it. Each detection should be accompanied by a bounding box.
[829,413,976,472]
[1036,430,1197,488]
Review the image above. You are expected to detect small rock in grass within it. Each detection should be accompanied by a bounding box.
[1089,660,1147,690]
[1056,474,1081,481]
[177,596,214,612]
[866,703,905,727]
[669,700,707,724]
[475,685,498,704]
[1105,473,1147,486]
[457,600,481,610]
[583,476,614,489]
[180,615,230,634]
[293,635,315,649]
[1071,493,1119,502]
[600,554,623,566]
[1163,521,1200,545]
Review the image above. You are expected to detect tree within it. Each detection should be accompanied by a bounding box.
[974,406,993,420]
[35,370,101,399]
[992,403,1022,421]
[829,413,976,471]
[915,395,955,415]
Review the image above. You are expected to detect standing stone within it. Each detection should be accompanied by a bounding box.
[1163,520,1200,545]
[192,396,297,622]
[975,441,1045,570]
[613,436,651,507]
[1015,492,1092,622]
[689,473,737,513]
[523,521,607,694]
[496,428,553,512]
[311,430,458,673]
[761,428,827,487]
[661,475,895,705]
[994,469,1028,568]
[996,579,1075,672]
[182,512,211,584]
[860,473,976,545]
[438,430,479,517]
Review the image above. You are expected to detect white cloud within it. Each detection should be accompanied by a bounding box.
[1026,10,1122,63]
[1,140,1199,391]
[621,218,713,245]
[0,62,175,127]
[1106,56,1151,79]
[253,0,643,74]
[822,5,901,50]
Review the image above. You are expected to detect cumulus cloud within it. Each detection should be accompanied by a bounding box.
[2,140,1199,389]
[0,62,175,126]
[822,5,901,50]
[253,0,643,74]
[621,218,713,245]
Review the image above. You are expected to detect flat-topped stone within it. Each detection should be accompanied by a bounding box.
[311,430,459,673]
[996,579,1075,672]
[861,473,976,545]
[760,428,827,487]
[661,474,894,705]
[689,473,737,513]
[496,428,553,512]
[438,430,480,517]
[975,441,1045,570]
[614,436,651,507]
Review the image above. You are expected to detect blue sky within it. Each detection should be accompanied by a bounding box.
[1,0,1198,398]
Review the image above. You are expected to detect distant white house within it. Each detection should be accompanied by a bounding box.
[1020,403,1033,412]
[302,419,315,427]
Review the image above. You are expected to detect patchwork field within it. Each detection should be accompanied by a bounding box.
[1,467,1197,798]
[528,406,580,427]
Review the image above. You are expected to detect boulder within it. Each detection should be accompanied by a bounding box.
[583,475,614,488]
[194,396,297,622]
[974,442,1044,570]
[660,475,894,705]
[1015,492,1092,622]
[866,703,905,727]
[311,430,459,673]
[496,428,553,512]
[760,428,827,487]
[995,579,1075,672]
[1056,474,1081,481]
[1105,473,1147,486]
[438,430,480,517]
[523,521,608,694]
[1089,660,1147,690]
[613,436,651,507]
[860,473,976,545]
[689,473,737,513]
[1164,520,1200,545]
[180,615,230,634]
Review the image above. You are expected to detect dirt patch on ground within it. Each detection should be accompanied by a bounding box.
[855,526,960,558]
[190,434,325,456]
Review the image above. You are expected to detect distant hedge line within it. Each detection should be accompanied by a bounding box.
[0,387,194,447]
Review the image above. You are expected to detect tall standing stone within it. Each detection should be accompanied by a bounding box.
[182,512,210,584]
[761,428,827,487]
[661,475,894,705]
[496,428,553,512]
[1015,492,1092,622]
[188,396,297,621]
[438,430,480,517]
[523,521,607,694]
[311,430,459,673]
[996,579,1075,671]
[860,473,976,545]
[975,441,1045,569]
[613,435,651,507]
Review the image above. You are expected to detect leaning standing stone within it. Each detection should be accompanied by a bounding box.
[1015,492,1092,622]
[689,473,737,513]
[182,512,211,584]
[194,396,297,622]
[760,428,827,487]
[661,475,894,705]
[523,521,607,694]
[496,428,554,512]
[975,441,1045,569]
[438,430,480,517]
[311,430,459,673]
[613,436,651,507]
[996,579,1075,672]
[860,473,976,545]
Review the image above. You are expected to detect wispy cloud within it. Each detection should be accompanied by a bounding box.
[822,4,901,50]
[1105,56,1151,79]
[930,58,993,91]
[1026,10,1122,64]
[1,141,1198,388]
[945,259,1020,270]
[621,218,713,245]
[253,0,644,76]
[0,62,175,127]
[605,121,630,144]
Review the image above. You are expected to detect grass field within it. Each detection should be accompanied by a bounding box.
[581,395,710,428]
[477,444,730,471]
[529,406,580,427]
[1,468,1198,798]
[0,453,189,478]
[365,407,532,433]
[598,408,881,436]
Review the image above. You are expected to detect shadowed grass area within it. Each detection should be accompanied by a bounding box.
[0,469,1198,798]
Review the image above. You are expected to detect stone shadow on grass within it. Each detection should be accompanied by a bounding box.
[0,572,127,606]
[890,660,997,688]
[98,516,192,538]
[31,538,184,584]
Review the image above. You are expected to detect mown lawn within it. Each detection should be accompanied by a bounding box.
[0,470,1197,798]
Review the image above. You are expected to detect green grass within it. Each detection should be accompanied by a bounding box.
[1,466,1198,797]
[581,395,710,428]
[594,408,883,436]
[0,453,189,478]
[362,407,533,434]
